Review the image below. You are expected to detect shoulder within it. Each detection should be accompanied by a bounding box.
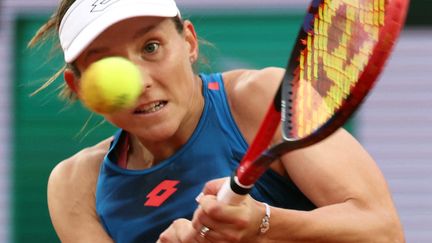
[47,137,113,215]
[222,67,284,96]
[49,137,112,187]
[220,68,284,143]
[47,137,114,241]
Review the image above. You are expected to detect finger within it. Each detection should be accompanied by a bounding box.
[197,194,247,224]
[173,219,200,243]
[159,219,200,243]
[195,223,246,243]
[202,177,228,195]
[194,223,234,242]
[192,205,228,232]
[192,201,249,242]
[191,206,227,241]
[158,223,177,243]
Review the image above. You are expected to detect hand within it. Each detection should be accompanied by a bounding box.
[157,217,233,243]
[157,218,196,243]
[191,178,266,243]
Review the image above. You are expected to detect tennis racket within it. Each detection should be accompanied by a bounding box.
[217,0,410,204]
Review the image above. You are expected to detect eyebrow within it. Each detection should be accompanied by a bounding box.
[83,47,109,62]
[132,24,158,41]
[83,24,159,62]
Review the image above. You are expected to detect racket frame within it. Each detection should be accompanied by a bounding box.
[218,0,409,203]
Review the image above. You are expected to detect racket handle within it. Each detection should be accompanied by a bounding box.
[217,174,253,205]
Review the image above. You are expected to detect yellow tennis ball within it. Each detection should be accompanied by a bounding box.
[80,57,143,114]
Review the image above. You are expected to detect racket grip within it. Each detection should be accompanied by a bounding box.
[217,173,253,205]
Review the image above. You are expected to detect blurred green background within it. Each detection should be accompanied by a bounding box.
[11,1,428,241]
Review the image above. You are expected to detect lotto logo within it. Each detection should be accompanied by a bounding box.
[144,180,180,207]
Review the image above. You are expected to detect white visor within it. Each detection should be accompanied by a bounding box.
[59,0,180,63]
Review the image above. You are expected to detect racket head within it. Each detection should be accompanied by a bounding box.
[233,0,409,189]
[279,0,410,151]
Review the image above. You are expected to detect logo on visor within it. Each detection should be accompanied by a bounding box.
[91,0,121,12]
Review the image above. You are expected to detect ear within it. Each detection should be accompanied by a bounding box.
[183,20,199,62]
[64,69,79,94]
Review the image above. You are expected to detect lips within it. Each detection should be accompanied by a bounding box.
[134,101,167,114]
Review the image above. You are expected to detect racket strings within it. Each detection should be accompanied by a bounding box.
[292,0,386,138]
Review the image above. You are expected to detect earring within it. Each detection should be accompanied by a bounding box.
[190,56,195,63]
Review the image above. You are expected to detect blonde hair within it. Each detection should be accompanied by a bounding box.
[28,0,79,101]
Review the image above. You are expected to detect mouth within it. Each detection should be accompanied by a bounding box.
[134,101,167,114]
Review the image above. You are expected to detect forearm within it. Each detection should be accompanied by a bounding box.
[261,201,404,243]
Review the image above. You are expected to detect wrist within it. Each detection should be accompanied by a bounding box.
[259,203,271,234]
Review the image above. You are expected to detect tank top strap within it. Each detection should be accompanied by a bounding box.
[199,73,249,151]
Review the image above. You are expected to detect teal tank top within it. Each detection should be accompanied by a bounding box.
[96,73,315,242]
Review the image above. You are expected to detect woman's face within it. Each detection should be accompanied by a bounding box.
[75,17,201,144]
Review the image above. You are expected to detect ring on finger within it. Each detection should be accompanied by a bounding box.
[199,225,210,238]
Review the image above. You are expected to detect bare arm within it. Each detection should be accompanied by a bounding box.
[204,68,403,242]
[48,138,114,243]
[263,128,404,242]
[158,67,403,242]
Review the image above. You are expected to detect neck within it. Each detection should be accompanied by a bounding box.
[127,75,204,169]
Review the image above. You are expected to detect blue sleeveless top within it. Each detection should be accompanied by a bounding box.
[96,73,315,243]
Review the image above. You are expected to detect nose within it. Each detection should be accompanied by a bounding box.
[139,68,153,91]
[127,58,153,91]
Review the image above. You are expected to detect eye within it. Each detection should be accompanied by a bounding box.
[142,42,160,54]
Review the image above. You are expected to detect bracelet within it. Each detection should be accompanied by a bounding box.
[259,203,271,234]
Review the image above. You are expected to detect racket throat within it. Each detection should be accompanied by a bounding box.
[228,172,254,195]
[235,152,278,189]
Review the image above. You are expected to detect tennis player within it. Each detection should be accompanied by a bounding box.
[29,0,404,242]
